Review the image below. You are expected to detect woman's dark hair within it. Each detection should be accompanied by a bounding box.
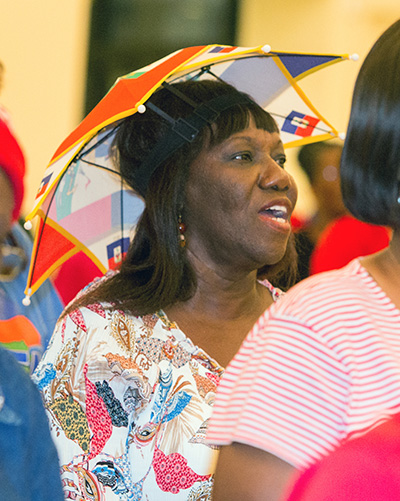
[66,79,297,315]
[341,19,400,229]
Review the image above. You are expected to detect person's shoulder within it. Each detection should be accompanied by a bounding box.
[62,271,146,327]
[266,259,365,319]
[249,260,367,350]
[286,258,362,294]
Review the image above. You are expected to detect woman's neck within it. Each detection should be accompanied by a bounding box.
[174,248,272,321]
[163,256,274,368]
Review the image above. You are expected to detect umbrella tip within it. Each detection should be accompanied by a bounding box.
[137,104,146,114]
[24,220,33,231]
[349,53,359,61]
[22,294,31,307]
[261,44,271,54]
[339,132,346,140]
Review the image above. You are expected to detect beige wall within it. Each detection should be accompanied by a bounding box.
[0,0,398,219]
[0,0,92,215]
[238,0,399,218]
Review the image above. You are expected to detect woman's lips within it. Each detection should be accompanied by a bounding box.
[258,204,291,232]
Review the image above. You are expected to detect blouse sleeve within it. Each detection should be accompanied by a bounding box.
[207,306,351,470]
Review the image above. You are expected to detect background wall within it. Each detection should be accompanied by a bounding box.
[0,0,92,216]
[0,0,399,219]
[237,0,399,217]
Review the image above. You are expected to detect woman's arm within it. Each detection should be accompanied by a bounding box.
[213,442,296,501]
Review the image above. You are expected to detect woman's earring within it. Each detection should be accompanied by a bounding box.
[178,214,186,248]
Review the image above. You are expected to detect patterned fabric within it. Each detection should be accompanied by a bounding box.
[34,278,281,500]
[207,259,400,470]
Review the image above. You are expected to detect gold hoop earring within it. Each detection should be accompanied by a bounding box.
[178,214,186,248]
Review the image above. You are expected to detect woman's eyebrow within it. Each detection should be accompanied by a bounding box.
[223,135,256,145]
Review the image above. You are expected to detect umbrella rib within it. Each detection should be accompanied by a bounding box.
[120,171,124,256]
[77,125,120,159]
[187,66,211,81]
[77,157,122,176]
[27,173,63,293]
[202,67,226,83]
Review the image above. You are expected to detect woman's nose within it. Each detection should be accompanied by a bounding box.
[257,158,294,193]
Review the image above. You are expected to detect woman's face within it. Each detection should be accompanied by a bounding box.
[184,118,298,274]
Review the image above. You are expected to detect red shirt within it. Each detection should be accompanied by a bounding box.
[310,215,390,275]
[285,414,400,500]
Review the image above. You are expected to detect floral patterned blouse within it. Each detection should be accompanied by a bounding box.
[33,278,282,500]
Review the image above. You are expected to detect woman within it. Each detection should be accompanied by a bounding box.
[33,79,298,500]
[208,19,400,501]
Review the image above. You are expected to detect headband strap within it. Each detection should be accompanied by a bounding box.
[133,88,253,196]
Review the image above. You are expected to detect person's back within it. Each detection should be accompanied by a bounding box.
[286,414,400,500]
[309,214,390,275]
[0,345,64,500]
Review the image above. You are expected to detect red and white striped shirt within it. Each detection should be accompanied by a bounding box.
[207,259,400,470]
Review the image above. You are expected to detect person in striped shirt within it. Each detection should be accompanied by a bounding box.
[208,18,400,501]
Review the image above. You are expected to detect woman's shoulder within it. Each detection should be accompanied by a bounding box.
[60,270,120,322]
[263,259,367,324]
[71,269,116,303]
[60,278,168,338]
[286,258,364,297]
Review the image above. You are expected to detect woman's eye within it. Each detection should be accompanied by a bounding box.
[232,152,253,162]
[275,156,286,168]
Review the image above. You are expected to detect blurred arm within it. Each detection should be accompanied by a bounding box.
[213,442,296,501]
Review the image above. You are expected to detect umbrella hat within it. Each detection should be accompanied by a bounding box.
[23,43,356,303]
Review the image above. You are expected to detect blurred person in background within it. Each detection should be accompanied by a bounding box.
[294,141,390,279]
[294,141,347,279]
[0,344,64,500]
[285,412,400,500]
[0,61,63,372]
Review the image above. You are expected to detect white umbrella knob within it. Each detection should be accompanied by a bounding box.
[24,220,33,230]
[22,295,31,306]
[261,44,271,54]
